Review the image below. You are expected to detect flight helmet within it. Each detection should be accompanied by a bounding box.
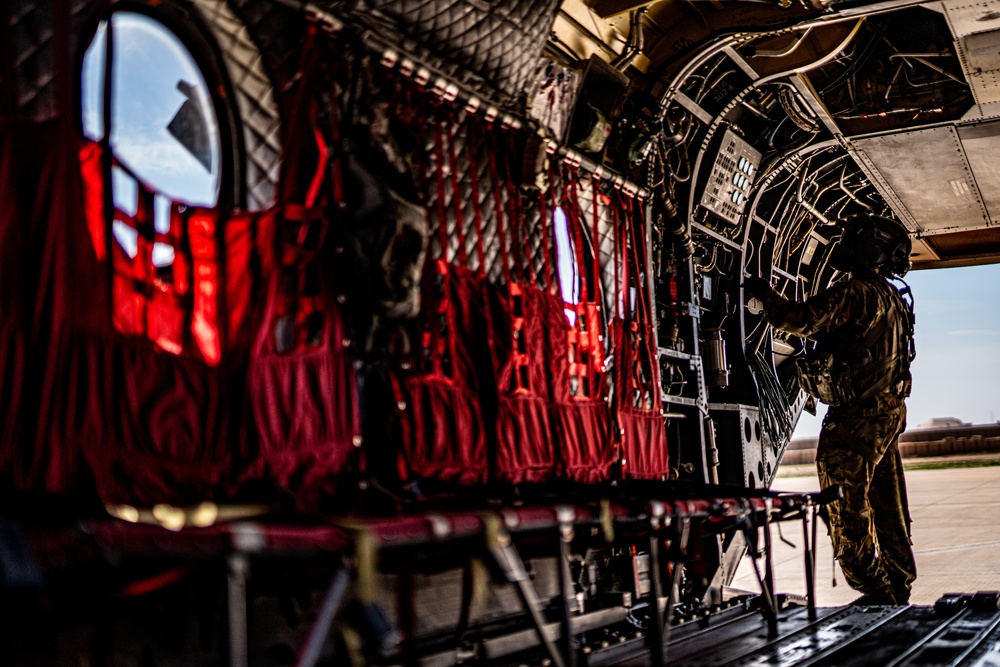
[826,213,912,277]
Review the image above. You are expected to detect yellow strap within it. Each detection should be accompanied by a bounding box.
[354,529,378,604]
[601,498,615,543]
[471,556,488,612]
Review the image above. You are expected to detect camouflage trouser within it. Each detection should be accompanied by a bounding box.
[816,399,916,603]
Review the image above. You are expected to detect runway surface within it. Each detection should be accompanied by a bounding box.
[732,461,1000,606]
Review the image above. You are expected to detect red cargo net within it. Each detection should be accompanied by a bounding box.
[611,192,669,480]
[479,127,561,484]
[25,27,361,506]
[392,116,489,486]
[391,105,622,486]
[242,34,361,507]
[546,165,614,483]
[79,144,231,366]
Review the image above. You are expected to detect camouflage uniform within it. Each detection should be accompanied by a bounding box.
[759,274,916,604]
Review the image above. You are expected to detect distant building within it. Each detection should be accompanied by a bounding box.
[784,419,1000,465]
[915,417,969,430]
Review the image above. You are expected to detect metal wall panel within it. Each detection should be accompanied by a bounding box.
[940,0,1000,40]
[940,0,1000,113]
[959,120,1000,224]
[852,126,990,234]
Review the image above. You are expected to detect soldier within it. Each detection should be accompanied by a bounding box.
[744,214,917,605]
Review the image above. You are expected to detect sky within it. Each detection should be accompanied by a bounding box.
[793,263,1000,438]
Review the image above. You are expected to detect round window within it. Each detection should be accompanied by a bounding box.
[81,11,221,208]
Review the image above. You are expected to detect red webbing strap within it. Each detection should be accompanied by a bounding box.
[486,129,512,285]
[618,191,661,409]
[561,166,604,400]
[120,182,154,336]
[445,121,469,268]
[619,192,633,322]
[482,123,532,395]
[424,121,455,379]
[564,166,590,305]
[623,193,655,330]
[538,161,557,294]
[305,113,329,209]
[610,189,629,464]
[467,120,509,394]
[276,202,328,351]
[536,184,550,292]
[585,175,606,390]
[559,165,585,399]
[633,196,662,405]
[465,120,488,278]
[620,193,641,413]
[167,203,190,298]
[431,123,452,264]
[269,28,333,354]
[134,185,155,333]
[187,208,222,364]
[612,193,621,322]
[502,132,530,286]
[610,189,627,442]
[590,175,603,310]
[107,166,149,331]
[280,25,322,204]
[79,142,107,262]
[329,107,343,206]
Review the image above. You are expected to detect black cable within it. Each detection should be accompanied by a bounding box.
[819,20,888,96]
[746,345,793,444]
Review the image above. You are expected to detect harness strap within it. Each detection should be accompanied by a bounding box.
[466,121,488,278]
[431,123,451,262]
[282,25,322,203]
[541,159,560,294]
[465,120,508,392]
[617,191,630,322]
[502,132,530,286]
[630,195,656,328]
[590,174,603,310]
[564,166,590,305]
[445,121,469,268]
[614,190,661,411]
[486,128,512,285]
[425,122,458,379]
[483,124,530,394]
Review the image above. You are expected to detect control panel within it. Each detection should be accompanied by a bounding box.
[699,129,761,225]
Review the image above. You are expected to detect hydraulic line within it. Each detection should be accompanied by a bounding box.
[611,7,647,71]
[745,345,792,444]
[839,162,872,210]
[819,20,887,96]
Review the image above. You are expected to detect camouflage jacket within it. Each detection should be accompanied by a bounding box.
[759,274,913,406]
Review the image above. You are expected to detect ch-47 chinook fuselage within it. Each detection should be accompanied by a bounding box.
[1,0,999,664]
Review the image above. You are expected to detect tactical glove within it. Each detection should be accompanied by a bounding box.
[742,276,772,302]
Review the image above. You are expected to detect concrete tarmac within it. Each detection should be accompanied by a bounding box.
[731,460,1000,606]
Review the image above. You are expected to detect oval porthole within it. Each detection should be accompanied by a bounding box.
[81,11,222,209]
